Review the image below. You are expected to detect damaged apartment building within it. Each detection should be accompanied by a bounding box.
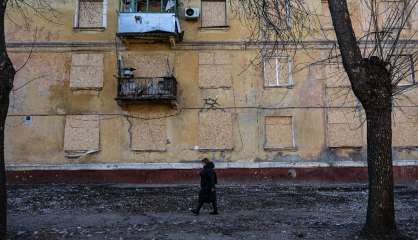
[4,0,418,183]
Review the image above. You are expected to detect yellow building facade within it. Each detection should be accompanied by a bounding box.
[4,0,418,182]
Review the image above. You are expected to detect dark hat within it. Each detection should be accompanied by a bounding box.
[201,158,210,163]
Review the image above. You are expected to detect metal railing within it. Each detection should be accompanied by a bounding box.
[116,76,177,101]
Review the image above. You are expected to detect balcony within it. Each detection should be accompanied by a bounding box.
[117,0,183,43]
[116,76,177,105]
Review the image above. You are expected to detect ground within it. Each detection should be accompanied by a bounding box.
[7,183,418,240]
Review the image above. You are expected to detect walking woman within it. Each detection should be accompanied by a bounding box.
[191,158,218,215]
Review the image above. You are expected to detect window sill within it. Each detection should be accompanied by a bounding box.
[199,26,230,32]
[264,146,297,151]
[264,84,294,89]
[327,146,363,149]
[192,147,234,152]
[73,27,106,32]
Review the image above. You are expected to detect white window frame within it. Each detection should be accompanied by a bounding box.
[74,0,108,30]
[263,56,293,88]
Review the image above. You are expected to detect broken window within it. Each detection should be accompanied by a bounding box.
[201,0,227,27]
[263,56,293,87]
[75,0,107,29]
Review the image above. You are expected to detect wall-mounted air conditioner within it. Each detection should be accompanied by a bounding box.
[185,8,199,20]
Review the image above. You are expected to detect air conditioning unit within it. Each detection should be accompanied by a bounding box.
[185,7,199,20]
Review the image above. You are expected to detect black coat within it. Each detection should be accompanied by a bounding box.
[198,162,218,203]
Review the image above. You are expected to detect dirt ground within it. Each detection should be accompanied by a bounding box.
[6,183,418,240]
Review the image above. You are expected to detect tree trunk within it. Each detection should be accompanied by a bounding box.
[0,80,8,239]
[364,107,396,237]
[0,1,15,238]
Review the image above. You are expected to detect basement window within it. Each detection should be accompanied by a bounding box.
[74,0,108,30]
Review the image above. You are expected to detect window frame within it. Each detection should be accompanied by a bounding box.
[74,0,108,30]
[263,56,293,88]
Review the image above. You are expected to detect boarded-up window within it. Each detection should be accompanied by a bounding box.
[122,53,174,78]
[75,0,107,28]
[198,52,232,88]
[131,119,167,151]
[325,87,358,107]
[324,62,350,87]
[201,0,227,27]
[379,0,411,29]
[64,115,100,152]
[70,54,104,90]
[264,116,294,149]
[326,109,363,147]
[262,0,291,31]
[198,111,233,150]
[390,55,416,86]
[263,57,292,87]
[320,0,333,29]
[393,110,418,147]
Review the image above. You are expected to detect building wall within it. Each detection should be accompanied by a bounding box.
[4,0,418,169]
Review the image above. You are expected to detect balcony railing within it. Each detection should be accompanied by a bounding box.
[116,76,177,104]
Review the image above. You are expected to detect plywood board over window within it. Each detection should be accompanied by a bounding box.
[198,111,233,150]
[324,62,351,87]
[326,109,363,148]
[74,0,108,29]
[70,54,104,90]
[320,0,333,30]
[390,55,416,86]
[198,52,232,88]
[263,57,293,87]
[392,110,418,147]
[131,119,167,152]
[64,115,100,152]
[201,0,227,28]
[264,116,295,149]
[122,53,175,78]
[379,0,411,29]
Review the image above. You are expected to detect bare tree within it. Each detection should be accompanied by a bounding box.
[0,0,59,237]
[233,0,417,238]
